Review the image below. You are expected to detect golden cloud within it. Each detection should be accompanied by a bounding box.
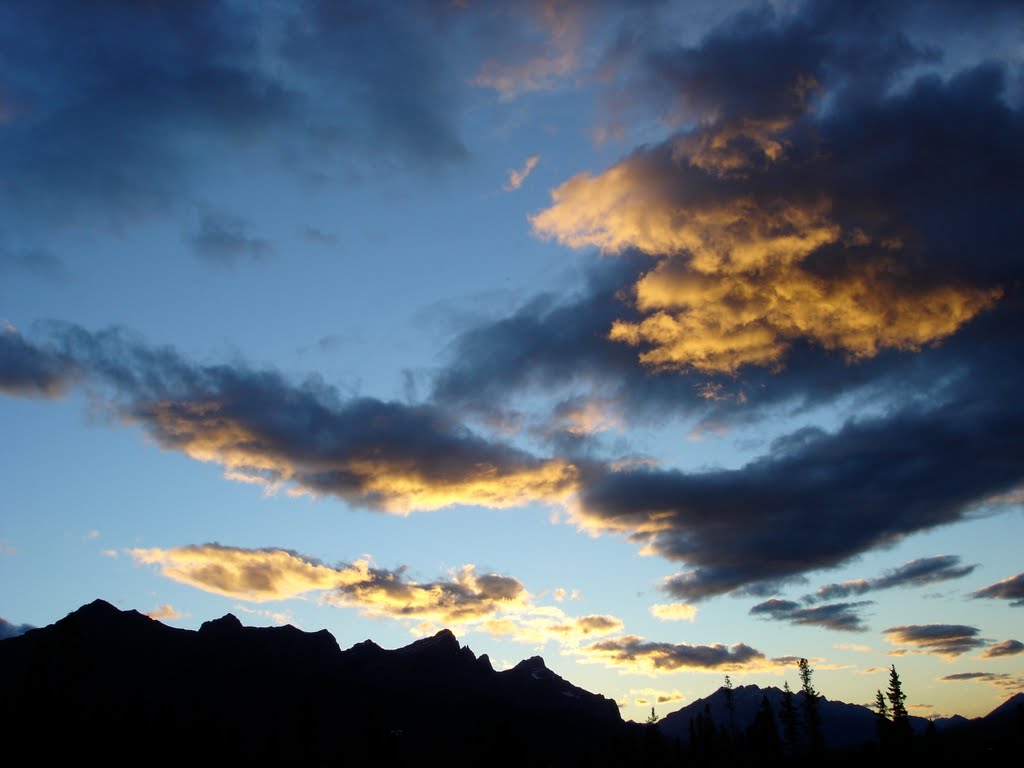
[531,148,1000,373]
[138,401,578,514]
[650,602,698,622]
[130,543,623,648]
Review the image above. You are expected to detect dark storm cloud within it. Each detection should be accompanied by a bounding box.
[575,373,1024,600]
[971,572,1024,607]
[580,634,765,672]
[0,325,574,513]
[808,556,977,602]
[884,624,986,658]
[430,0,1024,600]
[189,207,272,268]
[749,598,871,632]
[0,0,471,238]
[981,640,1024,659]
[0,617,35,640]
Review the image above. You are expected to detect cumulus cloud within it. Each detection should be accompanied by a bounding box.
[130,542,621,648]
[808,555,977,602]
[884,624,987,658]
[750,598,872,632]
[970,572,1024,607]
[981,639,1024,659]
[504,154,540,191]
[578,634,765,673]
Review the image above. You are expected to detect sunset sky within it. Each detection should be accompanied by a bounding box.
[2,0,1022,722]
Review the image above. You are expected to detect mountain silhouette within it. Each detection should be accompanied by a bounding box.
[1,601,1019,764]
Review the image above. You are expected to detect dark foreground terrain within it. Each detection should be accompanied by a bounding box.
[1,601,1019,765]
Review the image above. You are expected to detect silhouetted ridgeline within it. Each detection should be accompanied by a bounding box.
[1,601,1020,765]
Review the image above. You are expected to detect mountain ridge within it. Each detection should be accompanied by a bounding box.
[1,601,1019,763]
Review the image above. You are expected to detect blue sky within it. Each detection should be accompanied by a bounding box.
[2,0,1023,722]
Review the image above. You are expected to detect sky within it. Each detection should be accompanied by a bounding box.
[1,0,1023,723]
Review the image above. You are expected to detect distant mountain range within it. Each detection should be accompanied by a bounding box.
[1,601,1019,763]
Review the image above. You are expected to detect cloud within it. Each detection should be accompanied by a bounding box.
[970,572,1024,607]
[981,639,1024,659]
[939,671,1024,692]
[504,154,540,191]
[0,325,577,514]
[470,1,586,98]
[884,624,987,658]
[0,0,476,248]
[189,206,272,267]
[630,687,685,706]
[146,604,182,621]
[573,387,1024,601]
[808,555,977,602]
[834,643,871,653]
[0,327,79,397]
[0,617,35,640]
[578,634,766,673]
[750,598,872,632]
[650,603,698,622]
[130,542,621,648]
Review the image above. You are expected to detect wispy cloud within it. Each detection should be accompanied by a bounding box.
[504,154,540,191]
[807,556,976,602]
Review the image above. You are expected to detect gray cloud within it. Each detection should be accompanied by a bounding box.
[189,207,272,267]
[809,555,977,602]
[971,572,1024,607]
[884,624,987,658]
[981,639,1024,659]
[580,634,766,672]
[750,598,872,632]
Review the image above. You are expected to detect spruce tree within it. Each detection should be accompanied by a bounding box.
[780,681,801,758]
[798,658,824,755]
[887,665,912,747]
[875,689,891,746]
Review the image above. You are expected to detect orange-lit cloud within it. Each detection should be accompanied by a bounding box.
[650,602,698,622]
[137,400,578,514]
[146,604,182,620]
[531,142,1000,373]
[630,687,685,706]
[504,154,540,191]
[130,543,622,648]
[130,545,369,602]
